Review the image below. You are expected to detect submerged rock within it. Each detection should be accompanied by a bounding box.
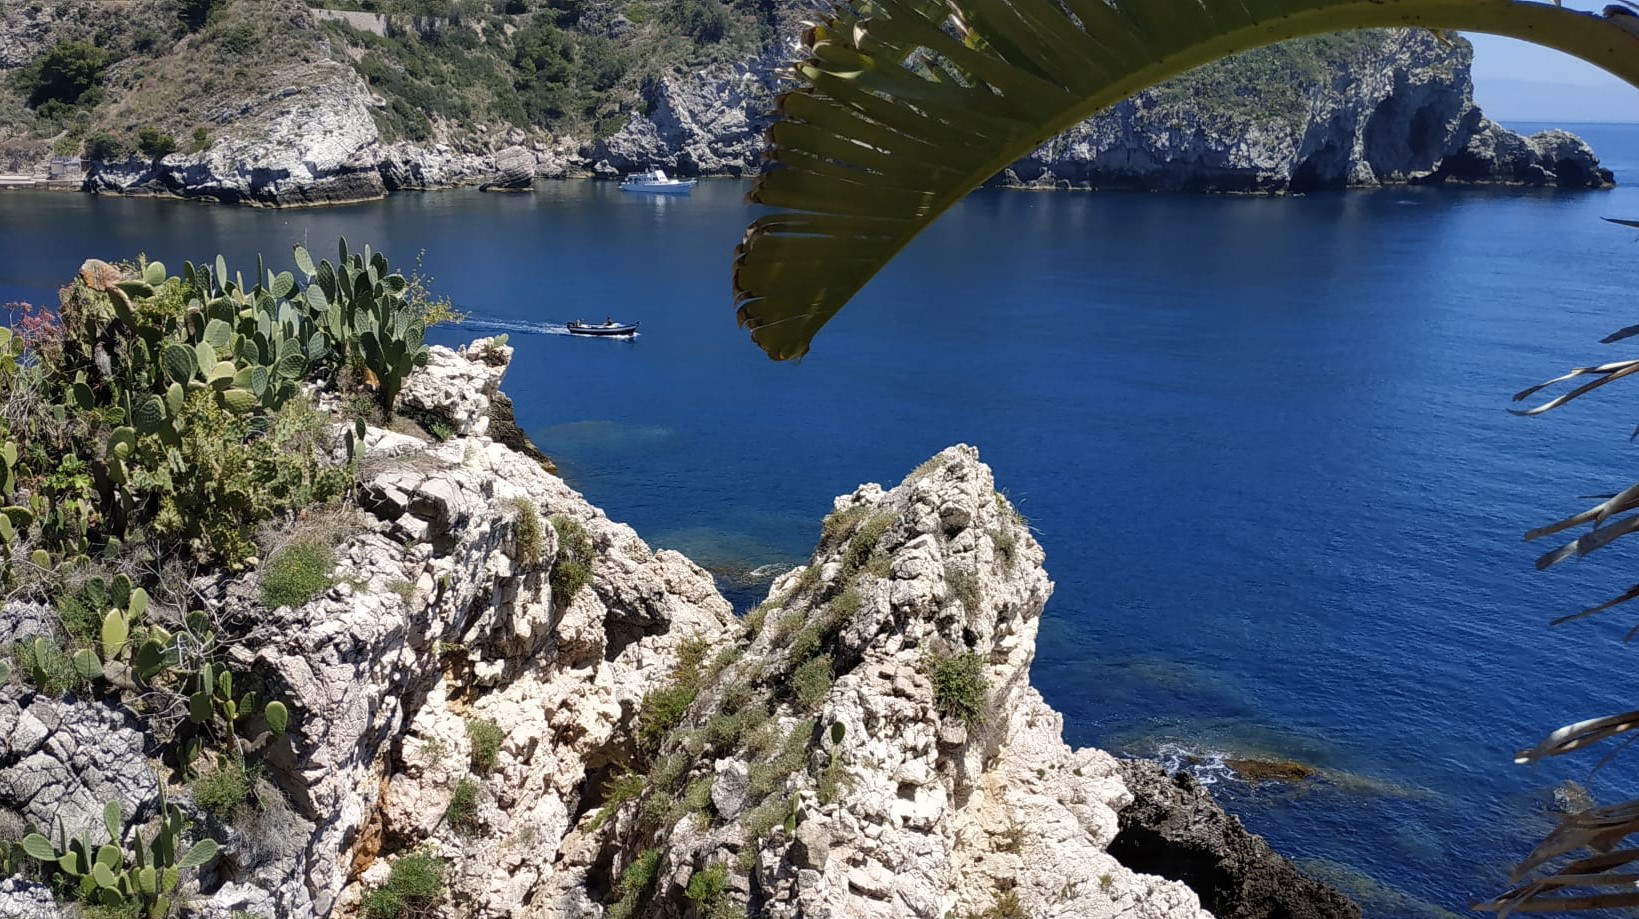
[1226,757,1320,783]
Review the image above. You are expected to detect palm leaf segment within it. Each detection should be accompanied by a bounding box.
[733,0,1639,359]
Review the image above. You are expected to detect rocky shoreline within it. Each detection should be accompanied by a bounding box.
[0,336,1357,918]
[0,3,1613,207]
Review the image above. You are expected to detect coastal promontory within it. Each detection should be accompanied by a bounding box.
[0,243,1358,917]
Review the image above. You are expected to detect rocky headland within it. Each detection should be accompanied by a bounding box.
[0,0,1613,206]
[0,307,1360,917]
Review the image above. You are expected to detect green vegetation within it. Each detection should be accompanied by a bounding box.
[685,862,730,913]
[362,850,444,918]
[15,42,110,111]
[728,0,1639,362]
[991,527,1018,570]
[548,514,594,602]
[1149,32,1388,131]
[588,772,644,832]
[927,652,988,728]
[179,0,229,30]
[19,795,218,918]
[445,777,480,834]
[947,565,980,613]
[467,718,504,773]
[192,757,252,819]
[637,670,701,754]
[137,128,178,160]
[791,654,833,709]
[606,848,662,919]
[0,238,456,918]
[969,889,1026,919]
[511,498,544,565]
[259,541,336,610]
[9,635,85,697]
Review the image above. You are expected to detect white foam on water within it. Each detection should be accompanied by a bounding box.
[1152,742,1239,787]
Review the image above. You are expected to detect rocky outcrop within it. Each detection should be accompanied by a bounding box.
[992,30,1611,193]
[84,60,390,207]
[1111,760,1361,919]
[553,445,1220,919]
[0,339,1354,918]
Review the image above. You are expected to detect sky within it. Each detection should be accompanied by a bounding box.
[1465,12,1639,123]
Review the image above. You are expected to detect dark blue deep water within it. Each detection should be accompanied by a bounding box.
[5,122,1639,916]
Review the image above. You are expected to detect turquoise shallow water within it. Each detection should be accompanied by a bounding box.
[4,123,1639,915]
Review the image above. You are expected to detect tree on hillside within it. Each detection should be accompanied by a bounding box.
[18,41,110,110]
[138,128,179,160]
[725,0,1639,910]
[178,0,227,30]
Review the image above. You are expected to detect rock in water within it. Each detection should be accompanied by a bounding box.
[480,146,538,192]
[1111,760,1362,919]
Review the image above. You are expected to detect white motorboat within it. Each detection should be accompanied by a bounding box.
[619,169,696,194]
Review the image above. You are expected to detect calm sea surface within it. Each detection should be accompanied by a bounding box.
[4,122,1639,916]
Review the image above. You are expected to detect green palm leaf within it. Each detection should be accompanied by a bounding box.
[733,0,1639,359]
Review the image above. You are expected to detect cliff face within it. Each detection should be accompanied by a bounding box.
[0,339,1356,919]
[993,29,1613,193]
[0,0,1612,205]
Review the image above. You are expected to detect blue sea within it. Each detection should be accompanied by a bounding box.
[4,122,1639,916]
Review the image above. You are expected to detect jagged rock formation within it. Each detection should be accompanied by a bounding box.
[557,445,1216,919]
[0,1,1612,205]
[0,339,1355,918]
[992,30,1612,193]
[1112,761,1362,919]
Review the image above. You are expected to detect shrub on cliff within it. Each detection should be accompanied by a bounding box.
[467,718,504,773]
[83,132,131,162]
[362,851,444,918]
[548,514,594,602]
[137,128,179,160]
[260,540,335,610]
[666,0,731,43]
[927,651,988,727]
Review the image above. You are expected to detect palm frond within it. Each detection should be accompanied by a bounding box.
[734,0,1639,359]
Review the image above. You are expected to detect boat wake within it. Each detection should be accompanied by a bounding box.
[453,316,573,336]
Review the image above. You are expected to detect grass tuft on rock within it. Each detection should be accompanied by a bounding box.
[685,862,730,912]
[606,848,663,919]
[511,498,545,565]
[791,654,833,709]
[588,772,645,832]
[192,757,252,820]
[467,718,504,773]
[259,540,335,610]
[928,651,989,727]
[362,850,444,919]
[445,777,481,835]
[8,637,84,697]
[548,514,594,602]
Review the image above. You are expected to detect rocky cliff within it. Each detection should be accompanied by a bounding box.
[0,0,1612,205]
[0,337,1357,918]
